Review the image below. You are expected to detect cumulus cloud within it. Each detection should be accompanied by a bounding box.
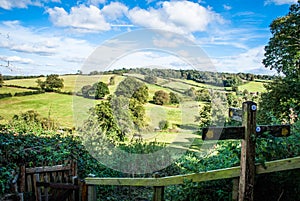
[128,1,224,36]
[86,0,106,6]
[264,0,297,5]
[102,2,128,21]
[0,0,60,10]
[47,5,111,32]
[0,21,95,74]
[47,1,224,35]
[211,46,276,74]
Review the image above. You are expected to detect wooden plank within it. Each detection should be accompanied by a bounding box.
[256,125,290,137]
[33,174,42,201]
[85,166,241,186]
[229,108,243,122]
[36,182,80,190]
[232,178,239,201]
[84,156,300,187]
[202,126,245,140]
[20,165,26,193]
[239,101,257,201]
[256,156,300,174]
[26,164,72,174]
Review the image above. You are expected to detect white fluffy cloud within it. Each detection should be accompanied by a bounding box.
[128,1,224,35]
[265,0,297,5]
[212,46,276,74]
[102,2,128,21]
[0,0,60,10]
[47,5,111,32]
[0,20,95,74]
[47,1,224,35]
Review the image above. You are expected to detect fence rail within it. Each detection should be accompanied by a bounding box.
[84,156,300,200]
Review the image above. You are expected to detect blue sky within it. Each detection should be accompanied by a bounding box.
[0,0,297,75]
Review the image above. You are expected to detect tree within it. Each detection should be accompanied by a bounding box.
[195,104,211,128]
[109,76,116,85]
[144,75,158,84]
[37,74,64,91]
[93,81,110,99]
[115,77,148,103]
[153,90,170,105]
[262,1,300,78]
[0,74,3,87]
[260,1,300,123]
[169,92,180,104]
[81,85,93,98]
[159,120,169,130]
[81,81,109,99]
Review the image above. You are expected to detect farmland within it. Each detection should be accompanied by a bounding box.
[0,73,267,130]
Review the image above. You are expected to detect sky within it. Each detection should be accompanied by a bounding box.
[0,0,297,75]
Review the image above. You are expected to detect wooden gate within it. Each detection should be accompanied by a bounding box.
[19,160,80,201]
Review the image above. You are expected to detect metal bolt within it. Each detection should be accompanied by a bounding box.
[256,126,261,133]
[251,105,257,111]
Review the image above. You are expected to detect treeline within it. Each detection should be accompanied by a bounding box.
[0,90,45,99]
[89,68,274,87]
[2,75,45,80]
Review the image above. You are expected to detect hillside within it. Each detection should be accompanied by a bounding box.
[0,72,267,131]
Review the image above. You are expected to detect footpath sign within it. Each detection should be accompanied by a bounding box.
[202,101,290,201]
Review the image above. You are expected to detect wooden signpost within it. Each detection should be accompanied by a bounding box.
[202,101,290,201]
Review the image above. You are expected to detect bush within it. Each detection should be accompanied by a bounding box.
[0,93,12,99]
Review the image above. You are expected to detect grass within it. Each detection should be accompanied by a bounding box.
[0,93,74,127]
[0,73,267,133]
[238,81,266,93]
[0,86,33,95]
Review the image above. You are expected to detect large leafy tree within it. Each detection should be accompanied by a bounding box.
[262,1,300,78]
[115,77,148,103]
[37,74,64,91]
[260,1,300,123]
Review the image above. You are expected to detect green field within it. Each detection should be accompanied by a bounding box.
[0,74,267,133]
[238,81,267,93]
[0,86,33,95]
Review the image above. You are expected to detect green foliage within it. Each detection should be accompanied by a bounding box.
[153,90,170,105]
[169,92,180,104]
[115,77,148,104]
[263,1,300,78]
[84,101,123,142]
[158,120,169,130]
[8,110,57,132]
[109,76,116,85]
[37,74,64,92]
[94,81,110,99]
[0,74,3,87]
[81,81,110,99]
[195,104,211,128]
[144,75,158,84]
[195,89,211,102]
[223,76,243,87]
[0,93,12,99]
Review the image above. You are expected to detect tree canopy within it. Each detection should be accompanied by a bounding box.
[260,1,300,123]
[263,1,300,78]
[37,74,64,91]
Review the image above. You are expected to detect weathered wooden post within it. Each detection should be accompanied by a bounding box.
[238,101,257,201]
[152,173,164,201]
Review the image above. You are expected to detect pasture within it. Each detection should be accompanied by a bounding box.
[0,73,266,134]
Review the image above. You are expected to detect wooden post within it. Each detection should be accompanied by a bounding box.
[238,101,257,201]
[232,178,239,201]
[152,173,164,201]
[87,185,97,201]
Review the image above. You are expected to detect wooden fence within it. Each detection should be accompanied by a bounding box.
[82,101,300,201]
[84,156,300,201]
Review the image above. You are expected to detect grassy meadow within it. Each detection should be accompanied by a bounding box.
[0,73,267,144]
